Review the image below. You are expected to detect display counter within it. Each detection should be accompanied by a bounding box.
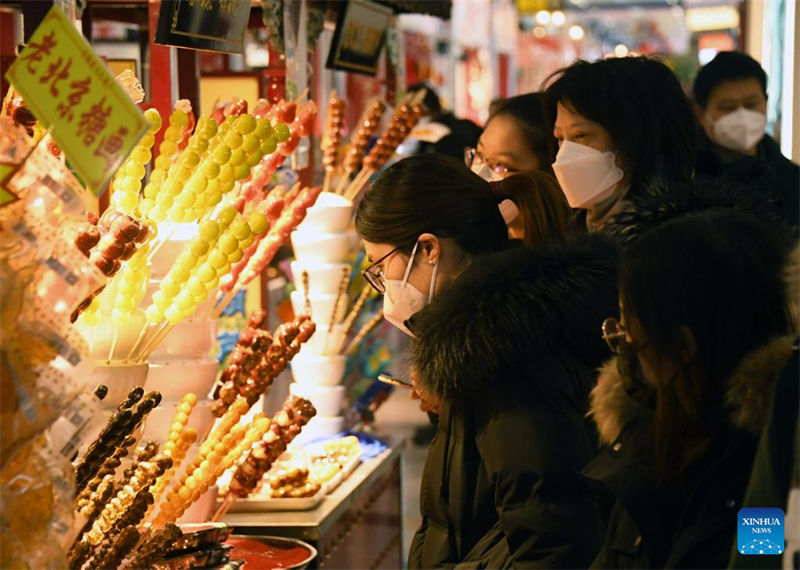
[223,438,404,569]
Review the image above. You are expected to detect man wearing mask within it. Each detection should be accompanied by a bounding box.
[693,51,799,227]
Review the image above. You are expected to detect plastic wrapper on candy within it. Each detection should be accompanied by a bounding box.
[0,434,75,569]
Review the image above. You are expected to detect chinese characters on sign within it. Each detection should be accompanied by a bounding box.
[4,6,147,196]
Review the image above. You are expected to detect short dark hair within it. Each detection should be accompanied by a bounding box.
[355,154,508,257]
[692,51,768,109]
[487,93,554,170]
[544,57,697,193]
[406,82,442,116]
[620,210,792,481]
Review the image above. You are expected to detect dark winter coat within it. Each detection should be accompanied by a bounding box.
[585,334,797,569]
[407,234,620,569]
[605,174,788,247]
[695,131,800,227]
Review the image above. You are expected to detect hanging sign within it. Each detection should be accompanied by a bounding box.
[5,5,148,196]
[155,0,252,54]
[326,0,393,76]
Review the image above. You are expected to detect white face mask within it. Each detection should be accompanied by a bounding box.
[709,108,767,153]
[383,241,438,337]
[551,141,624,209]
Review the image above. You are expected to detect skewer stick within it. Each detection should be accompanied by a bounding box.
[345,169,375,203]
[211,495,235,522]
[125,325,151,362]
[107,325,119,364]
[322,170,332,195]
[211,289,236,320]
[337,285,371,349]
[324,267,351,353]
[334,169,352,195]
[343,167,367,199]
[139,321,172,362]
[343,311,384,356]
[301,271,311,316]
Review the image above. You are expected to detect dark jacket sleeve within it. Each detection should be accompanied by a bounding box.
[467,407,605,568]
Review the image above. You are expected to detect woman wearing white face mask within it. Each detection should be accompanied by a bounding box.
[544,56,697,232]
[355,154,618,568]
[465,93,559,236]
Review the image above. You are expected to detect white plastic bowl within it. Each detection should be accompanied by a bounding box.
[289,383,345,417]
[290,231,352,264]
[141,398,216,443]
[290,261,351,297]
[145,357,219,399]
[290,291,347,326]
[150,319,218,359]
[297,192,353,233]
[290,354,347,386]
[291,416,345,445]
[84,361,150,410]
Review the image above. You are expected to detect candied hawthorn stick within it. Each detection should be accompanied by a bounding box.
[322,92,346,193]
[336,99,386,194]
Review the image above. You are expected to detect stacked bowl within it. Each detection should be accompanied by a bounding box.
[288,192,354,443]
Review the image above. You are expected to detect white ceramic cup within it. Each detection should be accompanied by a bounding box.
[289,383,346,417]
[297,324,347,356]
[291,416,345,445]
[290,291,347,326]
[290,261,352,297]
[290,230,352,264]
[84,361,150,410]
[297,192,353,233]
[145,357,219,400]
[150,320,218,360]
[290,354,347,386]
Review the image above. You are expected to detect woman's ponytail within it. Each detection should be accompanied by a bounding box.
[495,171,573,245]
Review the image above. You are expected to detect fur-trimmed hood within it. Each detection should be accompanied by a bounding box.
[410,233,620,401]
[606,174,786,245]
[590,239,800,445]
[590,336,797,445]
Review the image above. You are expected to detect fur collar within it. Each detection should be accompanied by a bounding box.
[410,233,620,401]
[589,335,797,445]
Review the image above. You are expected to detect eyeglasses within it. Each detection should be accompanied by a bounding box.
[362,246,400,294]
[464,147,510,176]
[601,317,628,354]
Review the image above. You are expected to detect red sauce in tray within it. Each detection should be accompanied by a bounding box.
[225,537,312,569]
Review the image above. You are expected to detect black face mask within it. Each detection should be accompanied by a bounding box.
[617,341,656,408]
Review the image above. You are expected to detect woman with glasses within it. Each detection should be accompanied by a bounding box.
[466,93,568,243]
[466,93,554,182]
[586,210,794,568]
[355,153,619,568]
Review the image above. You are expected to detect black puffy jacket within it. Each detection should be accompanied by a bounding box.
[407,234,619,568]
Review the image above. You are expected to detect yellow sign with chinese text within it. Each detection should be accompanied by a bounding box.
[5,6,148,196]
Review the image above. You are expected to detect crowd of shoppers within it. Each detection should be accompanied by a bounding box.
[356,51,798,569]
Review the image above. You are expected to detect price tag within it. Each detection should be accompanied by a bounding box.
[4,5,148,196]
